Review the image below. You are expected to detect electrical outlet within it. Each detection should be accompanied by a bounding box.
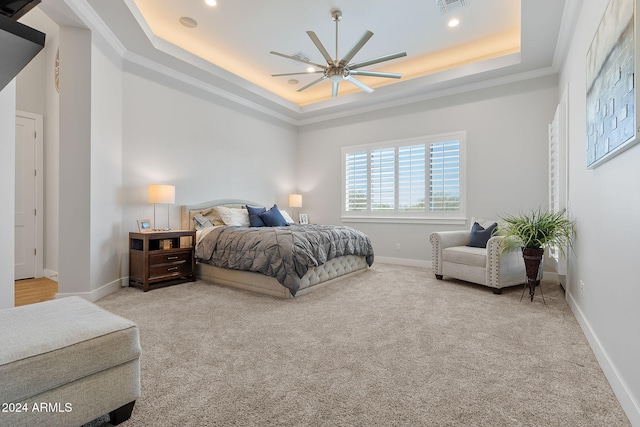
[395,243,401,251]
[579,280,585,296]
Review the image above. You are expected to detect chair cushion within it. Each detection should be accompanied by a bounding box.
[442,246,487,268]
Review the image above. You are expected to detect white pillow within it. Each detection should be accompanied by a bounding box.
[216,206,250,227]
[279,209,295,224]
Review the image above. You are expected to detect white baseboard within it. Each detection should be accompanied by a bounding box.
[375,257,430,269]
[567,291,640,426]
[44,269,58,282]
[55,278,126,302]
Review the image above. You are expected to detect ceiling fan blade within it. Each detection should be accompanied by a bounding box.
[349,70,402,79]
[307,31,334,65]
[332,80,339,98]
[297,75,327,92]
[339,30,374,67]
[270,51,327,70]
[271,71,325,77]
[349,51,407,70]
[344,75,374,93]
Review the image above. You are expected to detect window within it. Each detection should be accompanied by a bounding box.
[343,132,465,222]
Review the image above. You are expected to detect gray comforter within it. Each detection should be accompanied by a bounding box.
[195,224,374,296]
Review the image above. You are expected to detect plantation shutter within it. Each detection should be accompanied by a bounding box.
[342,131,465,220]
[549,109,560,260]
[345,151,368,211]
[398,144,426,211]
[371,148,395,211]
[429,141,460,211]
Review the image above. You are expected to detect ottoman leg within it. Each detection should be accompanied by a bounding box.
[109,401,136,425]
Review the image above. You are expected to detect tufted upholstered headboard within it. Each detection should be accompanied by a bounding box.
[180,199,261,230]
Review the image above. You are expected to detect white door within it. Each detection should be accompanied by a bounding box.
[14,113,41,280]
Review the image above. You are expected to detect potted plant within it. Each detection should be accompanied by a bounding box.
[498,208,576,301]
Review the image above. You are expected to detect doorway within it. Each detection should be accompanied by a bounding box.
[15,111,43,280]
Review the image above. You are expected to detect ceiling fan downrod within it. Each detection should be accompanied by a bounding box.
[331,8,342,64]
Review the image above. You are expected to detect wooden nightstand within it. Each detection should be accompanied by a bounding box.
[129,230,196,291]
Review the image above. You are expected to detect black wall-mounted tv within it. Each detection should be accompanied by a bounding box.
[0,0,41,20]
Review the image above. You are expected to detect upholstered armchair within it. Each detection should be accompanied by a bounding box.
[429,218,541,294]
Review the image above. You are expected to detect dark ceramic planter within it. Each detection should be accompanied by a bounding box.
[522,247,544,301]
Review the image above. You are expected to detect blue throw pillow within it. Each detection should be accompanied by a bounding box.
[260,204,289,227]
[246,205,266,227]
[467,222,497,248]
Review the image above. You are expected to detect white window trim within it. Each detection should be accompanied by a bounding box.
[341,132,467,224]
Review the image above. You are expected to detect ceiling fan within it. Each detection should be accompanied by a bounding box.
[270,9,407,98]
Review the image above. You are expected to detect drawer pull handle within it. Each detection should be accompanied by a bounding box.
[167,256,178,260]
[168,267,179,271]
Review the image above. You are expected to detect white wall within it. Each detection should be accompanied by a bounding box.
[560,0,640,423]
[0,81,16,309]
[57,26,91,295]
[89,35,124,297]
[298,75,558,264]
[121,67,299,244]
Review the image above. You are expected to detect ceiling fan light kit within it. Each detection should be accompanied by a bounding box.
[270,8,407,98]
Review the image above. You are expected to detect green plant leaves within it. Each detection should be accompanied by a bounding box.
[498,208,576,257]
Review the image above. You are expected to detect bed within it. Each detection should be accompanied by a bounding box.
[180,199,374,298]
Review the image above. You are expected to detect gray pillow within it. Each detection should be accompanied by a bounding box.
[193,214,214,230]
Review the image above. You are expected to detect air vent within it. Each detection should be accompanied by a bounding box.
[436,0,469,13]
[289,51,312,64]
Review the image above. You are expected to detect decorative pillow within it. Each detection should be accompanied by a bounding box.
[279,209,295,224]
[467,222,498,248]
[216,206,250,227]
[246,205,266,227]
[260,204,289,227]
[193,214,214,231]
[201,208,225,226]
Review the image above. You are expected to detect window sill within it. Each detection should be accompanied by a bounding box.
[341,216,467,225]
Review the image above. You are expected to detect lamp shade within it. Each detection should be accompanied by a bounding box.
[148,184,175,204]
[289,193,302,208]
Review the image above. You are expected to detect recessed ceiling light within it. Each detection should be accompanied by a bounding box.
[306,67,315,73]
[205,0,216,6]
[179,17,198,28]
[288,79,299,85]
[448,18,460,27]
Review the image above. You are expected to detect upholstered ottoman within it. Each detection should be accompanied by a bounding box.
[0,296,141,427]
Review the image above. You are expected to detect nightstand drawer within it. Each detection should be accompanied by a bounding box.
[149,250,192,267]
[149,261,191,280]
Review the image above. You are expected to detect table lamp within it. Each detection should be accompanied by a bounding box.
[289,193,302,223]
[148,184,175,230]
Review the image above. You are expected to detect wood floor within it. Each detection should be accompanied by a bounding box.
[14,277,58,306]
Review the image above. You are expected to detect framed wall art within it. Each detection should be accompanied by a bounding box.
[586,0,639,168]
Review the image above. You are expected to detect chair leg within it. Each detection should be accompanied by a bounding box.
[109,401,136,425]
[492,288,503,294]
[435,274,443,280]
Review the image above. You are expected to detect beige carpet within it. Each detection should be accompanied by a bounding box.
[87,263,630,426]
